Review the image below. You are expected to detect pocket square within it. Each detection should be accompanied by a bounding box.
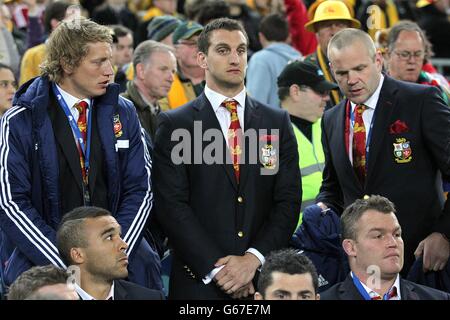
[389,120,409,134]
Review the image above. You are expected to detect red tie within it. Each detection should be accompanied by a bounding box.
[74,101,88,185]
[222,99,242,183]
[352,104,367,184]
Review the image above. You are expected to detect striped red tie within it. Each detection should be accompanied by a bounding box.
[222,99,242,183]
[74,101,88,185]
[352,104,367,184]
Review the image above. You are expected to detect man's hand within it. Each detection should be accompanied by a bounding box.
[213,253,261,295]
[231,282,255,300]
[414,232,450,272]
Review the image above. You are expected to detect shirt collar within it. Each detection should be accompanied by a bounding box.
[55,83,91,109]
[350,74,384,111]
[204,84,246,113]
[351,271,401,300]
[75,282,115,300]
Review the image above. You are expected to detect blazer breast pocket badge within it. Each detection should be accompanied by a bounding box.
[393,138,412,163]
[260,134,278,170]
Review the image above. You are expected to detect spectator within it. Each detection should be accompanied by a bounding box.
[0,63,16,117]
[246,13,301,108]
[304,0,360,108]
[122,40,177,141]
[167,21,204,109]
[111,25,134,93]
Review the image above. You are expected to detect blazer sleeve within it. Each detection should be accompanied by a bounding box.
[153,112,224,278]
[421,86,450,237]
[116,102,153,258]
[316,111,344,213]
[0,107,66,268]
[249,110,302,255]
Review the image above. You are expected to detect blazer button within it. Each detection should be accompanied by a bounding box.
[237,196,244,203]
[238,231,244,238]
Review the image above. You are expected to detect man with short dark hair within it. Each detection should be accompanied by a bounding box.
[56,206,165,300]
[7,265,78,300]
[321,195,450,300]
[255,249,320,300]
[246,13,301,108]
[153,17,301,299]
[111,25,134,93]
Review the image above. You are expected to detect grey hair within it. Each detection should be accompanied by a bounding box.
[328,28,376,62]
[132,40,174,77]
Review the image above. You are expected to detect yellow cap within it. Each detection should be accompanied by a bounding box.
[305,0,361,33]
[416,0,434,8]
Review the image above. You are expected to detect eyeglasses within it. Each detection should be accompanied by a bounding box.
[393,50,424,61]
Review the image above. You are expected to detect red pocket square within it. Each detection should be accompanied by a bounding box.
[389,120,409,134]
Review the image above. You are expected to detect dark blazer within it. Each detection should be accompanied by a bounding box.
[317,76,450,271]
[321,274,450,300]
[153,93,301,299]
[114,280,165,300]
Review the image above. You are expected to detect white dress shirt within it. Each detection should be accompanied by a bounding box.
[202,85,265,284]
[75,282,115,300]
[55,84,91,122]
[204,84,246,147]
[348,75,384,164]
[350,271,401,300]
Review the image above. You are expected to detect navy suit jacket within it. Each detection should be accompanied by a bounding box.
[114,280,165,300]
[153,93,301,299]
[317,75,450,270]
[321,274,450,300]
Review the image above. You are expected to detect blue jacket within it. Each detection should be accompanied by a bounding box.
[290,205,349,292]
[0,77,153,285]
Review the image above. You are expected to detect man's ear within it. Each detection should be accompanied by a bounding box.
[135,63,144,80]
[343,239,357,257]
[60,59,73,75]
[254,292,264,300]
[197,52,207,69]
[70,247,85,264]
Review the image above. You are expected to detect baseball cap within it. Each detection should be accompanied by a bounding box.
[277,60,339,92]
[172,21,203,44]
[147,15,182,41]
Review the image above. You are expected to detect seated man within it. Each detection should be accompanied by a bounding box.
[7,265,78,300]
[255,249,320,300]
[321,195,450,300]
[56,206,165,300]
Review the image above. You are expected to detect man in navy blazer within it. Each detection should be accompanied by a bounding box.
[321,195,450,300]
[56,206,165,300]
[153,18,301,299]
[316,28,450,273]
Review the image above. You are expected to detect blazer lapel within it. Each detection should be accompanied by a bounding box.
[48,94,84,193]
[193,94,238,190]
[339,274,365,300]
[400,278,420,300]
[238,96,262,190]
[113,280,128,300]
[365,76,397,185]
